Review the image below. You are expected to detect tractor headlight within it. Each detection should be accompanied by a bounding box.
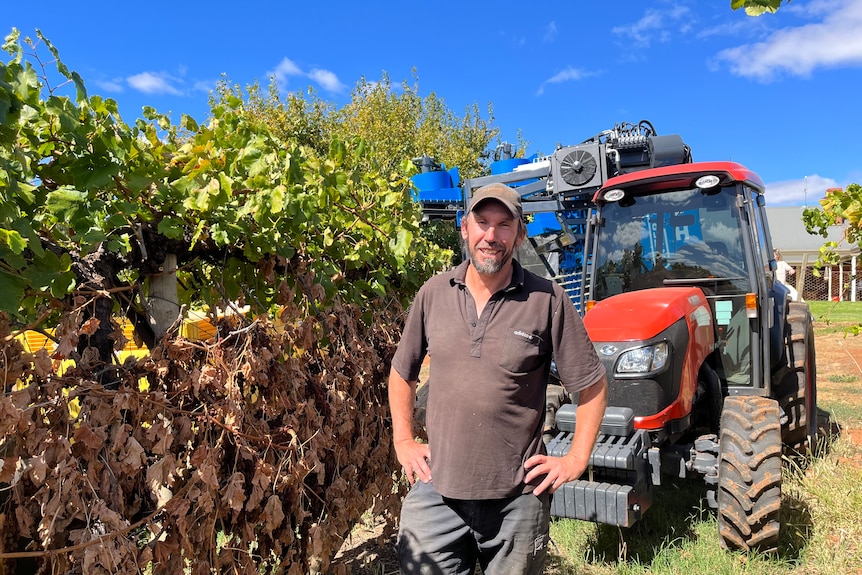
[615,342,669,376]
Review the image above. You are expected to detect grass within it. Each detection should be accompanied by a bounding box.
[545,431,862,574]
[807,300,862,335]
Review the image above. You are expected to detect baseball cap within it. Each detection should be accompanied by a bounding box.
[469,183,523,219]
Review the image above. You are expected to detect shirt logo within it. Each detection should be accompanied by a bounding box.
[514,330,542,344]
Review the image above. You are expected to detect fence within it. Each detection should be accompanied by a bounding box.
[796,258,859,302]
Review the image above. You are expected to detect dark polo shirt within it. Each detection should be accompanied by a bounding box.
[391,259,605,499]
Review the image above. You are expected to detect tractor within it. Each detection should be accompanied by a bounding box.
[444,122,818,552]
[549,161,817,552]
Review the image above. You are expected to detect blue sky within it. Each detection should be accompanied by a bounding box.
[4,0,861,206]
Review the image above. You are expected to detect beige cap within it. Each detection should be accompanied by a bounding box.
[469,183,523,219]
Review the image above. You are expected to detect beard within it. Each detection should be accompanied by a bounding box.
[463,237,514,275]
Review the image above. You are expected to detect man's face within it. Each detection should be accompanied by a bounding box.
[461,201,524,275]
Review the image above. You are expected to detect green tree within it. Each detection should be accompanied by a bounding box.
[803,183,861,334]
[802,183,862,268]
[731,0,791,15]
[1,30,451,354]
[224,70,499,181]
[216,70,502,267]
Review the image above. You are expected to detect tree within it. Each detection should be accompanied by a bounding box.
[802,183,861,334]
[1,30,452,355]
[1,28,467,573]
[219,70,500,266]
[731,0,791,15]
[227,70,499,181]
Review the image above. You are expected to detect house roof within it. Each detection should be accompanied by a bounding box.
[766,206,860,265]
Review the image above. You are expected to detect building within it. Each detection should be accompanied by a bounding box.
[767,206,860,302]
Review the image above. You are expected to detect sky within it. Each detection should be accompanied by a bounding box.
[4,0,862,207]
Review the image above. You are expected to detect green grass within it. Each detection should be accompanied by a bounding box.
[807,300,862,334]
[545,431,862,574]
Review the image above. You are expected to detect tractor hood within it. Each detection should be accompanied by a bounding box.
[583,287,710,342]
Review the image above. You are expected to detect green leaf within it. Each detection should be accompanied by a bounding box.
[157,216,186,240]
[46,186,90,226]
[181,114,199,132]
[0,228,27,254]
[71,71,88,102]
[0,271,26,316]
[390,228,412,261]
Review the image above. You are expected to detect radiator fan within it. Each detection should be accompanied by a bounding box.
[559,148,597,186]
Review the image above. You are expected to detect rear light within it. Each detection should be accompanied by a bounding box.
[585,300,596,312]
[746,293,757,318]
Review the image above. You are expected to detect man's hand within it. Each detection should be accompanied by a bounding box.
[389,368,432,485]
[524,452,588,495]
[394,439,432,485]
[526,375,607,495]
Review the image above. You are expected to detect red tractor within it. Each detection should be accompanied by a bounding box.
[544,161,817,552]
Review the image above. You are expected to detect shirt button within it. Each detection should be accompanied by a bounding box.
[471,322,476,327]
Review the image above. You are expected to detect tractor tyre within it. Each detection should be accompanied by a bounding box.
[717,396,782,553]
[775,301,818,450]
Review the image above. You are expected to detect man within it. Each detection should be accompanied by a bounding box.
[388,182,608,574]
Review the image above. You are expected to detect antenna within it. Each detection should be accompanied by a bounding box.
[803,176,808,208]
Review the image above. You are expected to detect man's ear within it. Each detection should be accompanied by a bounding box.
[460,214,469,239]
[514,221,527,247]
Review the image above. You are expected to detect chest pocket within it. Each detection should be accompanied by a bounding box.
[500,331,545,374]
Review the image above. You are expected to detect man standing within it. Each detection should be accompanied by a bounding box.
[389,183,608,574]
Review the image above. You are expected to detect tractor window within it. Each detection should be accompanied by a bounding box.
[593,186,750,300]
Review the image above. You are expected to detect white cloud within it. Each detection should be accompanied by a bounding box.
[765,174,840,206]
[94,78,124,93]
[536,66,598,95]
[543,21,558,43]
[715,0,862,81]
[127,71,183,96]
[267,57,346,93]
[267,57,304,85]
[612,6,693,48]
[308,68,346,93]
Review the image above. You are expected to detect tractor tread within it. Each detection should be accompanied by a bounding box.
[717,396,782,553]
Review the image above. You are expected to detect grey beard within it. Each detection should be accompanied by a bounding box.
[463,238,509,274]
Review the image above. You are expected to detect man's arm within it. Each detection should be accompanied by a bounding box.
[524,375,607,495]
[388,367,432,484]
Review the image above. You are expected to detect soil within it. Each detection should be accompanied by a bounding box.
[334,325,862,574]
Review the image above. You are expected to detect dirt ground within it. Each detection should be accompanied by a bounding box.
[335,326,862,574]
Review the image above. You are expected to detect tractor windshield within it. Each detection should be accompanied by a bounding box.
[592,186,750,301]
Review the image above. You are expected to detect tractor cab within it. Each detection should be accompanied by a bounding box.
[586,162,786,404]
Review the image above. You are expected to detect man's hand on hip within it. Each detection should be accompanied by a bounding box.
[395,439,432,485]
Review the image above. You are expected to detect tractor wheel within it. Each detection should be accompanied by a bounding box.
[717,396,782,553]
[775,301,818,450]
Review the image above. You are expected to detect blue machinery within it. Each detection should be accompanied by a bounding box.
[411,121,692,311]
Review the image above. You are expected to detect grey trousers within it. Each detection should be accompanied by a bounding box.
[397,480,550,575]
